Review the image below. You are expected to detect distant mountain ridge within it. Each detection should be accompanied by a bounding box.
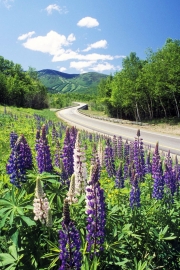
[37,69,107,94]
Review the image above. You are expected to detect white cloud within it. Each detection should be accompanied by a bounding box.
[52,51,114,62]
[21,31,75,55]
[1,0,14,8]
[89,62,116,73]
[67,33,76,42]
[45,4,68,15]
[83,40,107,52]
[18,31,35,41]
[77,17,99,28]
[70,61,96,70]
[59,67,67,72]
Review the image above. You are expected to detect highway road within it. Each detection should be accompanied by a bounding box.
[57,103,180,156]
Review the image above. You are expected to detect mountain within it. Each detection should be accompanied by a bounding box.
[37,69,107,94]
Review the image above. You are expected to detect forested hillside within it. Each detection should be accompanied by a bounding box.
[37,69,107,94]
[0,57,48,109]
[98,38,180,121]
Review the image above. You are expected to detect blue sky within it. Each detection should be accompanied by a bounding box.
[0,0,180,75]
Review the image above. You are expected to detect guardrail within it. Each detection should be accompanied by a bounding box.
[78,107,149,126]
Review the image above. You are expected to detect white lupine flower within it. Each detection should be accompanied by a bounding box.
[73,132,87,195]
[66,174,78,204]
[33,177,52,227]
[97,139,104,167]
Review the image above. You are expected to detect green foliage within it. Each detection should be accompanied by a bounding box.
[97,38,180,121]
[0,105,180,269]
[0,56,49,109]
[38,69,107,94]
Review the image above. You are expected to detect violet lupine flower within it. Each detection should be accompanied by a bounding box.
[173,155,180,194]
[115,162,124,188]
[112,135,117,159]
[124,157,129,180]
[124,139,129,161]
[7,135,33,188]
[10,131,18,149]
[62,127,75,178]
[33,177,52,227]
[35,129,40,151]
[152,161,165,200]
[133,130,145,182]
[117,136,123,159]
[59,198,82,270]
[164,152,176,197]
[36,125,53,174]
[85,164,106,256]
[104,138,116,177]
[73,132,87,195]
[145,151,152,174]
[52,124,58,143]
[130,173,141,208]
[151,143,165,200]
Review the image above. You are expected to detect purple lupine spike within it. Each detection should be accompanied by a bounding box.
[133,131,145,181]
[145,151,152,174]
[85,164,106,256]
[20,135,33,170]
[104,138,116,177]
[52,124,58,143]
[129,141,134,164]
[152,160,164,200]
[164,152,176,197]
[54,140,61,168]
[62,127,75,178]
[10,131,18,149]
[59,199,82,270]
[130,173,141,208]
[36,125,53,174]
[35,129,40,151]
[117,136,123,159]
[173,156,180,193]
[7,135,33,188]
[124,139,129,161]
[112,135,117,159]
[124,157,129,180]
[115,161,124,188]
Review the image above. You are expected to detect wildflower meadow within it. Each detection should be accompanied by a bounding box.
[0,105,180,270]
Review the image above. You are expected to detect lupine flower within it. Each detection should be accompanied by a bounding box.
[10,131,18,149]
[7,135,33,188]
[97,139,104,167]
[66,174,78,204]
[104,138,116,177]
[152,143,165,200]
[59,198,82,270]
[124,139,129,161]
[73,132,87,195]
[35,129,40,151]
[115,161,124,188]
[145,151,152,174]
[85,164,106,256]
[117,136,123,159]
[164,151,176,197]
[33,177,52,227]
[62,127,75,178]
[112,135,117,159]
[133,130,145,181]
[130,173,141,208]
[152,161,164,200]
[36,125,53,174]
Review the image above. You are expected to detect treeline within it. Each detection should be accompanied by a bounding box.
[0,56,48,109]
[49,92,97,108]
[98,38,180,121]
